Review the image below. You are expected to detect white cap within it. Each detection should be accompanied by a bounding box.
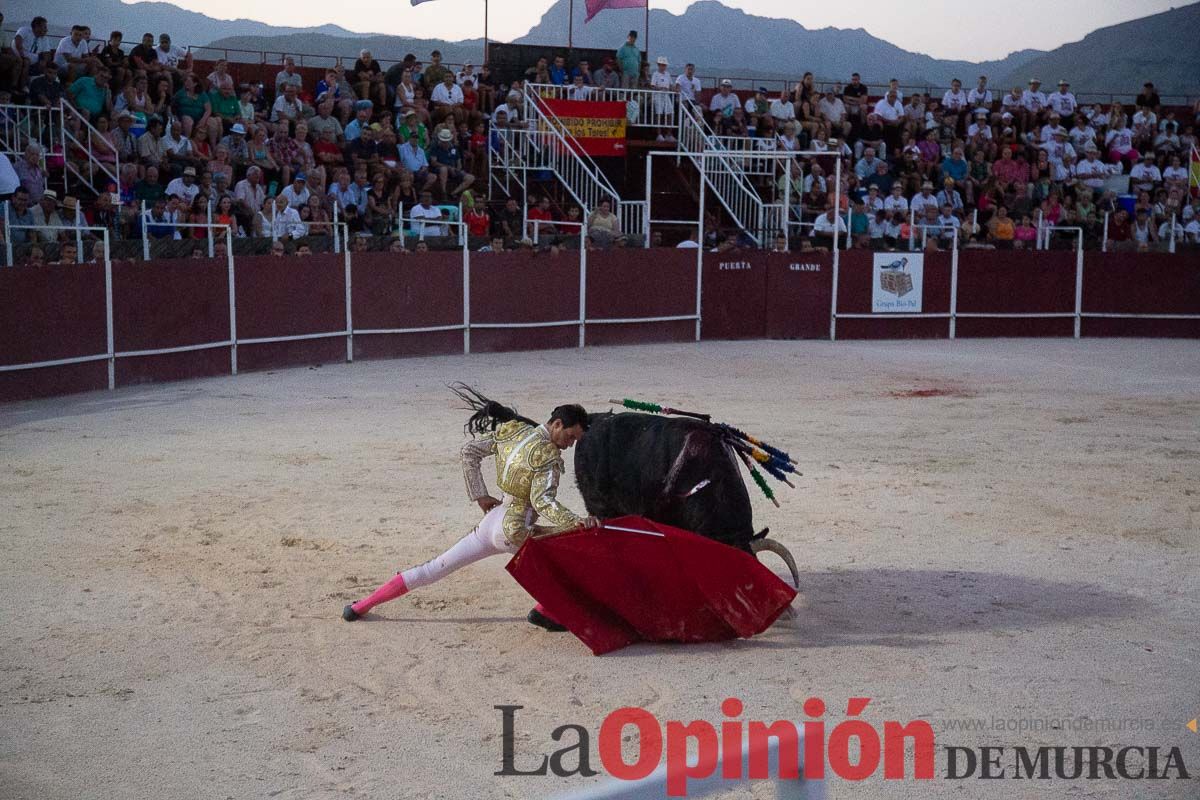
[656,56,668,66]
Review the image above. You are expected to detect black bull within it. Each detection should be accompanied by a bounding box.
[574,412,799,587]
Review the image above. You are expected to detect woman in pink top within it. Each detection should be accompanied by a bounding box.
[1013,215,1038,248]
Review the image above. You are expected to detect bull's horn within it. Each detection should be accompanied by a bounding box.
[751,538,799,589]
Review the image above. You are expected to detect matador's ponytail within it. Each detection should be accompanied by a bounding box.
[449,383,538,437]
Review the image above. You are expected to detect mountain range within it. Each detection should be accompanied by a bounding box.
[6,0,1198,94]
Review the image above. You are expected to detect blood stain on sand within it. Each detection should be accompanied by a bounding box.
[889,387,976,399]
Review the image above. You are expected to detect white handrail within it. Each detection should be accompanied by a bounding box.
[59,99,119,198]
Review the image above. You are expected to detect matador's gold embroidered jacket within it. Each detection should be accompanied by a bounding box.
[461,419,584,545]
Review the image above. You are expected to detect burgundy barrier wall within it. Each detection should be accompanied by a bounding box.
[764,252,834,340]
[0,264,109,401]
[702,252,767,340]
[351,251,465,360]
[234,253,348,371]
[700,251,834,340]
[955,250,1077,338]
[834,250,953,340]
[3,250,1198,404]
[469,250,580,353]
[586,248,696,346]
[112,259,232,386]
[1081,253,1200,338]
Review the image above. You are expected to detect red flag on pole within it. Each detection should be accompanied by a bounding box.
[585,0,647,22]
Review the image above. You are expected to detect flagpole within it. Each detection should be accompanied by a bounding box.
[569,0,574,49]
[483,0,489,62]
[645,2,650,59]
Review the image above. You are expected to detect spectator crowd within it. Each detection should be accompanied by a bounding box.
[0,15,1197,264]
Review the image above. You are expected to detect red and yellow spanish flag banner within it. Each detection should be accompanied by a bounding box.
[541,99,628,157]
[1190,145,1200,199]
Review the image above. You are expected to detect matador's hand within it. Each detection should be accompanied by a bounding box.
[582,516,601,530]
[477,495,502,514]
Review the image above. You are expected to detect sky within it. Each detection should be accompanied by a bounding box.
[156,0,1180,61]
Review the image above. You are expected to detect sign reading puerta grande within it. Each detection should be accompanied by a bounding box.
[872,253,924,313]
[541,99,628,157]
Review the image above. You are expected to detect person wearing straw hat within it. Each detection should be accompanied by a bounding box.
[1047,79,1077,126]
[30,189,66,242]
[650,56,674,124]
[428,126,474,199]
[1020,78,1047,132]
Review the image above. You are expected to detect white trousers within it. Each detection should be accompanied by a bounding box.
[400,502,523,592]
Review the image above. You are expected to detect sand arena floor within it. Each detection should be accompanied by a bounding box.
[2,339,1198,800]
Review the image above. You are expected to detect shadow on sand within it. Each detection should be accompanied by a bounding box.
[595,567,1149,657]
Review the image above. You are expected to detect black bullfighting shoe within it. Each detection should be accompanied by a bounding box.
[527,607,567,632]
[342,604,361,622]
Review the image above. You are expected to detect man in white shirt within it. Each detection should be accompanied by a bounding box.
[873,89,905,152]
[708,79,739,122]
[966,109,992,141]
[817,91,849,139]
[854,147,882,181]
[234,166,266,219]
[811,207,847,246]
[873,90,904,124]
[649,57,674,123]
[1020,79,1047,133]
[271,83,305,124]
[53,25,90,79]
[431,71,465,125]
[967,76,992,111]
[942,78,968,116]
[493,91,522,125]
[1000,86,1023,118]
[883,183,909,213]
[769,89,796,125]
[1183,218,1200,244]
[270,194,306,240]
[1041,127,1075,168]
[935,205,960,242]
[280,173,311,209]
[567,73,593,101]
[1073,145,1110,192]
[1046,80,1076,122]
[165,166,201,206]
[275,57,302,95]
[1129,153,1162,193]
[910,182,939,215]
[411,190,447,237]
[675,64,701,103]
[155,33,189,75]
[14,17,52,66]
[1067,116,1097,153]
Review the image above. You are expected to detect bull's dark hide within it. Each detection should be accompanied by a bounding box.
[574,412,756,551]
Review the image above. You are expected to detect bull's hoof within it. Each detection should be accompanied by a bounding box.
[527,608,567,632]
[342,604,361,622]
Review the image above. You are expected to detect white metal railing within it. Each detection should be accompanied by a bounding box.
[487,126,528,201]
[711,135,781,177]
[527,83,681,130]
[522,85,622,208]
[677,100,781,246]
[59,100,120,198]
[0,103,63,167]
[496,88,645,242]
